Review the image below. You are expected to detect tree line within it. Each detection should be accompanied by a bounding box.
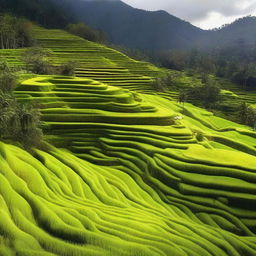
[0,14,34,49]
[66,23,106,44]
[0,12,107,49]
[153,42,256,91]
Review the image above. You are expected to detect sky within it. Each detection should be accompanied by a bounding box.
[122,0,256,29]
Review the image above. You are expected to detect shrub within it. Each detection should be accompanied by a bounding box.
[23,47,54,74]
[196,132,204,142]
[238,102,256,129]
[152,77,167,92]
[186,78,220,108]
[0,91,43,149]
[13,102,43,149]
[0,60,17,92]
[59,61,79,76]
[178,91,187,104]
[152,73,180,92]
[0,92,16,139]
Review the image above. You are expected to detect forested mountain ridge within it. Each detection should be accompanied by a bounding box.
[196,16,256,50]
[0,0,74,28]
[53,0,205,50]
[1,0,256,52]
[51,0,256,51]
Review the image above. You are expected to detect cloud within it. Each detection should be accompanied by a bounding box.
[122,0,256,29]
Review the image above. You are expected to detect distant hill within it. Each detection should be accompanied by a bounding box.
[197,16,256,49]
[51,0,256,51]
[52,0,205,51]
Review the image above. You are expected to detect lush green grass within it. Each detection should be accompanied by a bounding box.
[1,25,164,95]
[0,136,256,256]
[7,75,256,255]
[0,26,256,255]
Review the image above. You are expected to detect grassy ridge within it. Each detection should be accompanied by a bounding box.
[10,75,256,255]
[0,25,163,94]
[0,140,256,256]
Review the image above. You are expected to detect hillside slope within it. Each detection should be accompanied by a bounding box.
[10,75,256,251]
[1,26,256,255]
[1,137,256,256]
[1,76,256,255]
[1,25,163,94]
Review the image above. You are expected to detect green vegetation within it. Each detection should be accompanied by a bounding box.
[0,24,256,256]
[239,102,256,129]
[0,14,34,49]
[58,60,79,76]
[156,45,256,91]
[186,76,221,108]
[23,47,54,74]
[0,60,17,92]
[0,61,42,149]
[66,23,106,43]
[0,0,73,28]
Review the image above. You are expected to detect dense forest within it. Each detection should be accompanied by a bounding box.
[154,42,256,90]
[0,0,73,28]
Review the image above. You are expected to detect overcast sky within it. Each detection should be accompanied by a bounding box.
[122,0,256,29]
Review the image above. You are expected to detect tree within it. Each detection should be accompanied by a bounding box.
[152,72,180,92]
[238,102,249,124]
[13,102,43,149]
[178,91,187,113]
[158,50,188,71]
[234,63,256,90]
[186,78,220,108]
[0,61,43,149]
[201,81,220,107]
[237,103,256,129]
[152,77,166,92]
[0,91,16,139]
[0,60,17,93]
[0,91,42,148]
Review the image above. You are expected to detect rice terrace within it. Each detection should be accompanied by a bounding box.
[0,1,256,255]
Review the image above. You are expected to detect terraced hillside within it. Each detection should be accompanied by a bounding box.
[2,75,253,255]
[1,140,256,256]
[1,26,256,256]
[0,25,164,94]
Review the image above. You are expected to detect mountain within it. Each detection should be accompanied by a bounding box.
[53,0,205,51]
[0,0,74,28]
[51,0,256,51]
[1,0,256,51]
[197,16,256,49]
